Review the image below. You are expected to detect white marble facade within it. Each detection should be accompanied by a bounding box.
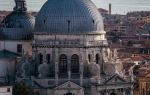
[28,33,133,95]
[0,0,134,95]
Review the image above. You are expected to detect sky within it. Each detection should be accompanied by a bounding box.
[0,0,150,14]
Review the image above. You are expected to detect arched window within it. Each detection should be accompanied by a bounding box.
[46,54,51,64]
[96,54,99,64]
[64,93,75,95]
[110,92,116,95]
[71,54,79,73]
[39,53,43,64]
[88,54,91,62]
[59,54,68,74]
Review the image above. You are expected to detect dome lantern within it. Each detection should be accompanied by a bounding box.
[13,0,27,12]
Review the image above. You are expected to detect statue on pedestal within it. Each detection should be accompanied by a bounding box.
[38,51,49,78]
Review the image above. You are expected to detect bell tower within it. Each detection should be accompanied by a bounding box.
[13,0,27,12]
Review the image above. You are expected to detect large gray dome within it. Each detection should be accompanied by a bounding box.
[35,0,104,34]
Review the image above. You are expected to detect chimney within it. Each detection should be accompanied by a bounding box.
[109,3,111,15]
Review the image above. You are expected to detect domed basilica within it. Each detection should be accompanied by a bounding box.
[0,0,133,95]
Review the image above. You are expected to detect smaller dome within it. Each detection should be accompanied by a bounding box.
[0,12,35,40]
[1,12,35,29]
[0,0,35,40]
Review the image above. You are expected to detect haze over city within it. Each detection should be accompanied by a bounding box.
[0,0,150,14]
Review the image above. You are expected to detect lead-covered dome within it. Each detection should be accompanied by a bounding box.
[1,12,34,29]
[35,0,104,34]
[0,0,35,40]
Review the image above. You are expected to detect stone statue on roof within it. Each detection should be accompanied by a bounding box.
[38,51,49,78]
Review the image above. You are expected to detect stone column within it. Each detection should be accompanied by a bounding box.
[80,62,83,86]
[55,61,58,86]
[55,48,59,86]
[68,56,71,80]
[105,90,109,95]
[84,47,89,78]
[98,91,101,95]
[80,53,83,86]
[32,47,36,60]
[91,86,100,95]
[123,88,126,95]
[43,50,47,63]
[130,87,134,95]
[100,49,104,74]
[97,51,102,84]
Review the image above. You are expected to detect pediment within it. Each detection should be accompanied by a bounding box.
[105,74,127,84]
[55,81,82,90]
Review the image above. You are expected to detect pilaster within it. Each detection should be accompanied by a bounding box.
[55,48,59,86]
[79,53,83,86]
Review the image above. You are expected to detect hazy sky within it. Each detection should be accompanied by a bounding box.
[0,0,150,14]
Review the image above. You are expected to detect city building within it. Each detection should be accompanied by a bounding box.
[133,66,150,95]
[0,85,12,95]
[98,8,108,17]
[114,22,127,33]
[0,0,134,95]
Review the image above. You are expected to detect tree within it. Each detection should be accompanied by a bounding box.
[13,82,34,95]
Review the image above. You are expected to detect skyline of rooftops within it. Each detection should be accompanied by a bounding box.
[0,0,150,14]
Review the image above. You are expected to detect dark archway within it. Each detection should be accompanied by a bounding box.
[96,54,99,64]
[88,54,91,62]
[71,54,79,73]
[64,92,75,95]
[110,92,116,95]
[46,54,51,64]
[38,53,43,64]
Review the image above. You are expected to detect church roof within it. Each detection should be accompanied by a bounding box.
[0,50,20,58]
[35,0,104,34]
[104,74,127,84]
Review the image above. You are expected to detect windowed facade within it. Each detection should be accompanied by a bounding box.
[39,53,43,64]
[17,44,22,53]
[59,54,68,74]
[71,54,79,73]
